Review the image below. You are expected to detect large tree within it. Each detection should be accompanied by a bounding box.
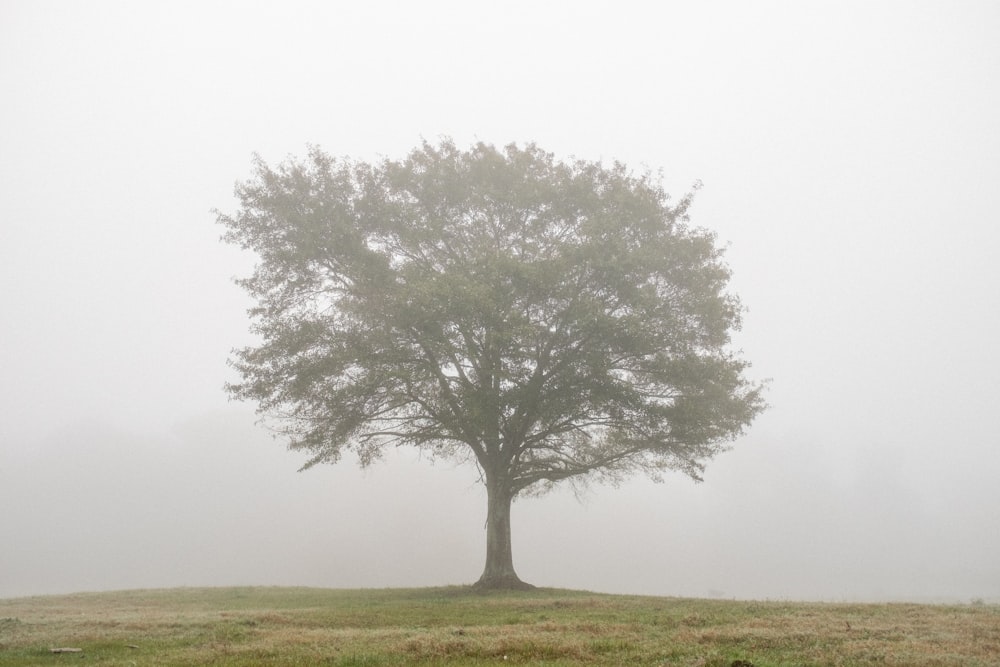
[219,140,765,590]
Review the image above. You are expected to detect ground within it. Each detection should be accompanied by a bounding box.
[0,587,997,665]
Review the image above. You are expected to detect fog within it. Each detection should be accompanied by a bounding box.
[2,1,998,602]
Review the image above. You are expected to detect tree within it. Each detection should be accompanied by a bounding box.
[218,139,766,590]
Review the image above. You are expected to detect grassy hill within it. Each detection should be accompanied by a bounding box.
[0,586,996,665]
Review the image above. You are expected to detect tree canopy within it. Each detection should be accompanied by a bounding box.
[219,139,765,588]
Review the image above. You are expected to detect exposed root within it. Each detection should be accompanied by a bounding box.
[472,574,536,592]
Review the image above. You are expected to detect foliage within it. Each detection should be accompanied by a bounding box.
[220,139,763,486]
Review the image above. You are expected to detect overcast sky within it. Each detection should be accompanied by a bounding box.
[1,1,998,602]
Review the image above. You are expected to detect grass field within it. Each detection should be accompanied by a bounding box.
[0,586,997,666]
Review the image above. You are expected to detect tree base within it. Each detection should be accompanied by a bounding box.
[472,573,536,592]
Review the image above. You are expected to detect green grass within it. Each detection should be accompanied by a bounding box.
[1,586,997,665]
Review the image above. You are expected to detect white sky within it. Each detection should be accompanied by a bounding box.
[1,0,998,602]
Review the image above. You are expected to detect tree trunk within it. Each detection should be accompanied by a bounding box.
[474,475,534,590]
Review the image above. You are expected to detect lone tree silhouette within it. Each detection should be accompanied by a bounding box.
[219,139,765,590]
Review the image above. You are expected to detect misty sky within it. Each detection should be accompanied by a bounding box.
[1,1,998,602]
